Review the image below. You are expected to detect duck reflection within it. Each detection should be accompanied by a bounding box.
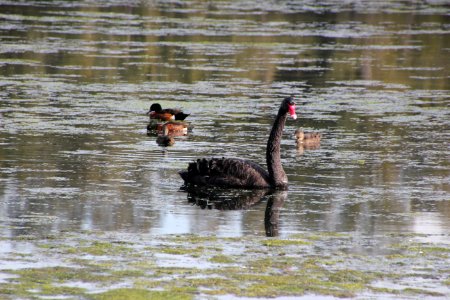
[182,187,287,237]
[296,143,321,155]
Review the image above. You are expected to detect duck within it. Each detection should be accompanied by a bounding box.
[294,128,321,147]
[147,121,188,137]
[156,135,175,147]
[179,96,297,190]
[147,103,190,121]
[156,124,175,147]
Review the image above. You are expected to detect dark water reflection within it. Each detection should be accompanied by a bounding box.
[0,1,449,243]
[264,191,287,237]
[185,187,270,211]
[184,187,287,237]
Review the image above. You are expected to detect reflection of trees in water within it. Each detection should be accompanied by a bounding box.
[183,187,287,237]
[1,1,448,91]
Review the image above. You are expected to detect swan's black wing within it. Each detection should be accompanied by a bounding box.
[179,157,271,189]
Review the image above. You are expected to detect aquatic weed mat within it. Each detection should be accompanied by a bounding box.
[0,231,448,299]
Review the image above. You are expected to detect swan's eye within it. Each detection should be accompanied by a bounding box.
[286,97,295,105]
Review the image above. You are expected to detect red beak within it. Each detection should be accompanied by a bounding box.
[288,104,297,120]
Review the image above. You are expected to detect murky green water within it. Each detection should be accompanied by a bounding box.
[0,0,449,298]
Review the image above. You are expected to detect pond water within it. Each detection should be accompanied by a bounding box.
[0,1,449,244]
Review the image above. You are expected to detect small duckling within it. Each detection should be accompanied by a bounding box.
[295,128,321,147]
[156,135,175,147]
[156,124,175,147]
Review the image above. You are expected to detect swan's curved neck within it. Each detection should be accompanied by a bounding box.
[266,106,288,189]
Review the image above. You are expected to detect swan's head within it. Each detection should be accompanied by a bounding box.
[284,97,297,120]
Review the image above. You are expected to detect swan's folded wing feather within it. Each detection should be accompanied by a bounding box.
[180,157,270,188]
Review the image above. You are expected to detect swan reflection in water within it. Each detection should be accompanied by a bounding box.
[264,191,287,237]
[181,187,287,237]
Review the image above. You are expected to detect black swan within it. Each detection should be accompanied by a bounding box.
[179,96,297,190]
[147,103,190,121]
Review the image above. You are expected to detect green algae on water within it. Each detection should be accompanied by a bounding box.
[0,232,448,299]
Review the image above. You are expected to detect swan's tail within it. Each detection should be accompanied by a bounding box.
[179,158,214,186]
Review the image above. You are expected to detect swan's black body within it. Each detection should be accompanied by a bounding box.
[179,97,296,190]
[180,157,272,189]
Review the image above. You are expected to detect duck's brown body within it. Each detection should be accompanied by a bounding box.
[147,103,189,121]
[147,121,188,137]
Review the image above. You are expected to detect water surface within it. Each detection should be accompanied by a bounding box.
[0,0,449,243]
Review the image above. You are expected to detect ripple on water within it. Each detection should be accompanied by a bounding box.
[0,0,448,244]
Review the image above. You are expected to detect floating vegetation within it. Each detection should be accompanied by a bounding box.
[0,231,448,299]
